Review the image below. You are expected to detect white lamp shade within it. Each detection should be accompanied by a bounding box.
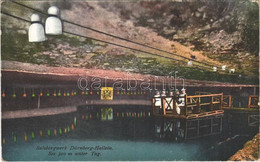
[29,14,46,42]
[213,67,217,72]
[45,17,62,35]
[45,6,62,35]
[29,23,46,42]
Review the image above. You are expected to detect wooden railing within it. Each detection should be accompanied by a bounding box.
[222,95,232,109]
[248,95,259,108]
[185,93,223,115]
[152,93,223,116]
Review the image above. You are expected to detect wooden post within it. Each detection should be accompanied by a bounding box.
[229,95,232,108]
[248,96,251,108]
[185,95,187,115]
[163,98,166,115]
[219,93,223,110]
[197,97,201,113]
[173,97,176,115]
[152,98,156,115]
[210,96,213,111]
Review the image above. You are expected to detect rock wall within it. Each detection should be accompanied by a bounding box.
[229,133,260,161]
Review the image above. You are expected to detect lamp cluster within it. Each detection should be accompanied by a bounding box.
[28,6,62,42]
[186,61,234,73]
[212,65,235,73]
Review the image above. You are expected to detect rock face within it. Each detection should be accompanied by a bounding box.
[229,133,260,161]
[1,0,259,78]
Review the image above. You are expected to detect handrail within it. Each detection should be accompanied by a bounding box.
[152,93,223,116]
[222,95,232,108]
[187,93,223,98]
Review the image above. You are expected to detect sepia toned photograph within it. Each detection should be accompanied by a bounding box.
[1,0,259,161]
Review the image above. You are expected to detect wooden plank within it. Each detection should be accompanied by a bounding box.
[200,103,211,106]
[212,102,220,104]
[187,93,223,98]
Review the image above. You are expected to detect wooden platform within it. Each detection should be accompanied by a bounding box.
[152,93,225,141]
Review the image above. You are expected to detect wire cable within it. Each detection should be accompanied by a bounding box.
[1,11,212,71]
[11,1,223,69]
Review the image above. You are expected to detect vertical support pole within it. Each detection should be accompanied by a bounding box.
[197,97,201,113]
[38,95,40,109]
[220,93,223,110]
[253,87,256,95]
[163,98,166,115]
[210,96,213,111]
[152,98,155,115]
[239,87,242,108]
[248,96,251,109]
[173,97,176,115]
[229,95,232,108]
[185,95,187,115]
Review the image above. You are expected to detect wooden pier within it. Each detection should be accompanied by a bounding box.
[152,94,259,141]
[152,93,225,141]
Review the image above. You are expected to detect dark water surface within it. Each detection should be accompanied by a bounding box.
[2,105,256,161]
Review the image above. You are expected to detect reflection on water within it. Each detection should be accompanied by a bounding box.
[2,105,257,161]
